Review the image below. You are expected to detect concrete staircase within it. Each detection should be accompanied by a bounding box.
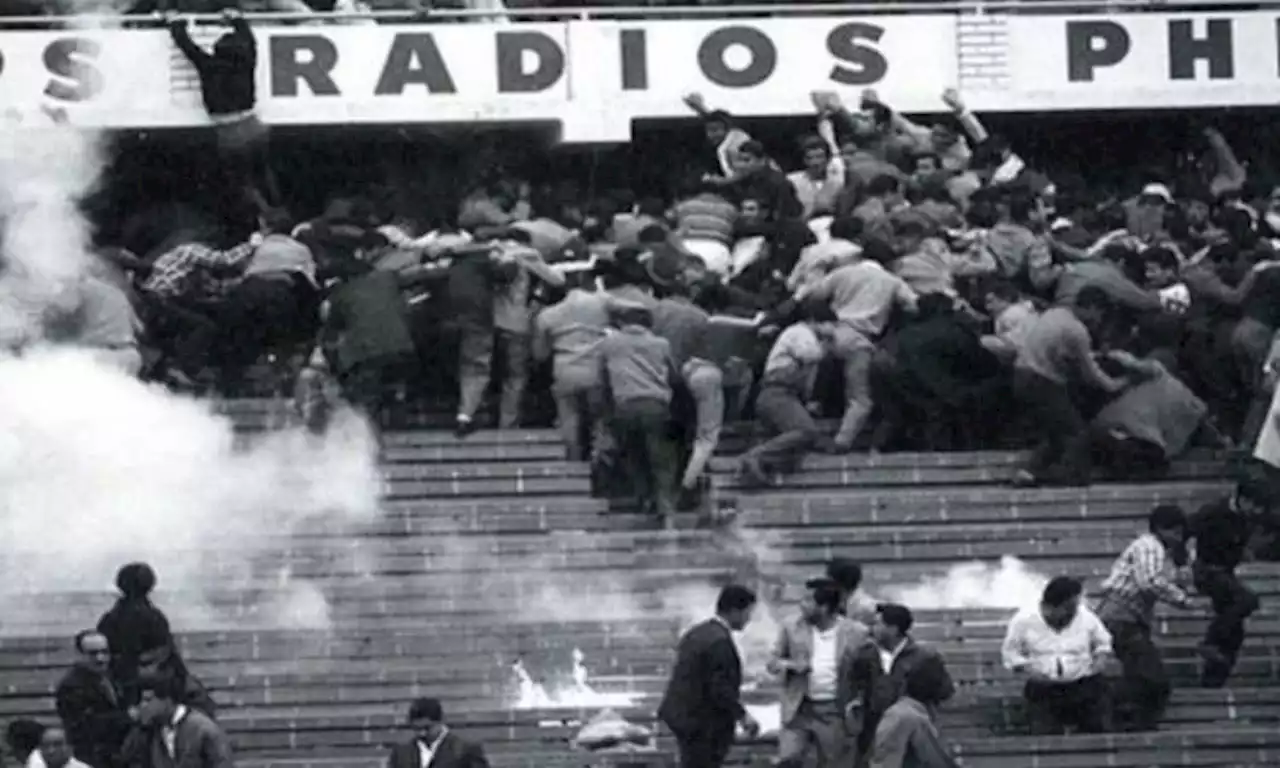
[1,399,1277,767]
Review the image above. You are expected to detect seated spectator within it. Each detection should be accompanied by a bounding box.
[847,604,955,766]
[55,631,132,768]
[133,676,232,768]
[597,303,679,526]
[738,299,837,486]
[1001,576,1113,735]
[1011,286,1130,486]
[869,662,959,768]
[96,563,172,706]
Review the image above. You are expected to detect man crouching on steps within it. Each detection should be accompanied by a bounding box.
[597,302,680,528]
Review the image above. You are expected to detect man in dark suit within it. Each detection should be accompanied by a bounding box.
[844,604,953,766]
[55,630,133,768]
[658,584,761,768]
[386,697,489,768]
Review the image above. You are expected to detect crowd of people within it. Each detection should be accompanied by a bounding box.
[667,489,1268,768]
[20,8,1280,525]
[8,489,1264,768]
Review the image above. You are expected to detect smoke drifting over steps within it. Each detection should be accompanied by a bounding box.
[0,9,385,636]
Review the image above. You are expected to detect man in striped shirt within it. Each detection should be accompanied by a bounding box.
[1094,504,1195,732]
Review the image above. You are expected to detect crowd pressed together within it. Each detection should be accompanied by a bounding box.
[1,6,1279,768]
[34,11,1280,521]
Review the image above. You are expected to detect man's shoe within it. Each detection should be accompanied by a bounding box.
[737,456,773,488]
[454,415,477,438]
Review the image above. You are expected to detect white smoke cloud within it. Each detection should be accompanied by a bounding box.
[0,350,383,633]
[878,555,1050,610]
[0,8,386,636]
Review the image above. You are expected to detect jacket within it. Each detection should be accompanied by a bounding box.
[142,709,233,768]
[845,639,954,740]
[532,289,610,392]
[770,615,869,726]
[56,665,133,768]
[658,619,744,738]
[384,732,489,768]
[169,17,257,117]
[869,697,957,768]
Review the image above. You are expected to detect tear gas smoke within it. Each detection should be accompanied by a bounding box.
[878,555,1050,610]
[0,351,382,633]
[0,8,383,636]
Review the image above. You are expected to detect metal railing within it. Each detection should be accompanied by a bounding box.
[0,0,1264,26]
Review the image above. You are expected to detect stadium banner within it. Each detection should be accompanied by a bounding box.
[997,13,1280,111]
[0,17,956,135]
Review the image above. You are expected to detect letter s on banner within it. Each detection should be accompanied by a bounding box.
[826,22,887,85]
[43,37,104,103]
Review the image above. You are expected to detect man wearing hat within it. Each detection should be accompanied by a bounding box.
[386,697,489,768]
[768,578,869,768]
[845,604,954,765]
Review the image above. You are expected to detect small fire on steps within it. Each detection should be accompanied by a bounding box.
[508,648,782,736]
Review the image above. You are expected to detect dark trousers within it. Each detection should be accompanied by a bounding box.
[1195,564,1260,687]
[743,384,820,474]
[1024,674,1111,735]
[1105,619,1170,732]
[611,397,677,517]
[1090,430,1170,482]
[674,727,735,768]
[1013,369,1090,484]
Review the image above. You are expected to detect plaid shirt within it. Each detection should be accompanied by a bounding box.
[142,242,255,301]
[1094,533,1190,627]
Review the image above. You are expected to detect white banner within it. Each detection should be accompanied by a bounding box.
[0,17,958,135]
[1001,13,1280,110]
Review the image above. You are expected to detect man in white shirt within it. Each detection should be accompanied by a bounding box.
[769,579,869,767]
[1002,576,1114,734]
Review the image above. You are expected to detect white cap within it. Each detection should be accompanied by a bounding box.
[1141,183,1174,203]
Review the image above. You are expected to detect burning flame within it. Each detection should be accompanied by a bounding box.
[511,648,643,709]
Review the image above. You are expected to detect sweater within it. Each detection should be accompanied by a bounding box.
[597,326,676,407]
[533,289,610,392]
[170,18,257,117]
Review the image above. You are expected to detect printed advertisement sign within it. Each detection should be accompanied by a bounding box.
[1002,13,1280,110]
[0,17,957,133]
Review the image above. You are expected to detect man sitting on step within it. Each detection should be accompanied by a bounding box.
[1002,576,1114,734]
